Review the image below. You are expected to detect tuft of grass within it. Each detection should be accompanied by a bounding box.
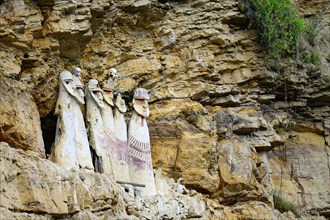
[321,74,330,88]
[273,193,300,217]
[239,0,305,59]
[300,48,319,66]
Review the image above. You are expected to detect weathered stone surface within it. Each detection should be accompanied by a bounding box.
[0,207,51,220]
[214,106,282,151]
[0,142,207,219]
[174,132,219,194]
[0,78,45,155]
[270,132,330,217]
[229,201,277,220]
[0,0,329,218]
[149,99,219,193]
[216,140,273,205]
[0,0,43,50]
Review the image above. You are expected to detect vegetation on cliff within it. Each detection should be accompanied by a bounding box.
[239,0,305,58]
[274,193,300,217]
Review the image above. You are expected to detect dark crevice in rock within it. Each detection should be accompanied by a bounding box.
[40,112,57,157]
[310,207,330,218]
[8,207,50,216]
[186,184,211,195]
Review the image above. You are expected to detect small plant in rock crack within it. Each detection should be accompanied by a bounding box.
[273,193,300,217]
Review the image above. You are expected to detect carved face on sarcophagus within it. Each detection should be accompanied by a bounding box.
[115,93,127,113]
[55,70,84,115]
[60,71,76,97]
[86,79,108,173]
[133,88,150,118]
[128,87,156,196]
[51,70,79,170]
[102,80,114,107]
[87,79,104,108]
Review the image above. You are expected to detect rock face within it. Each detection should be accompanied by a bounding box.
[270,131,330,217]
[0,0,329,219]
[0,78,45,155]
[0,142,207,219]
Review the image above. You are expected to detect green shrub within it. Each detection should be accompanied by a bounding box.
[273,194,300,216]
[300,48,319,66]
[239,0,305,58]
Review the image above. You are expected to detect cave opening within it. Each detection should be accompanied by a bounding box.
[40,113,57,158]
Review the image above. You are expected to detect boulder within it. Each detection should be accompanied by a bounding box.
[0,78,45,155]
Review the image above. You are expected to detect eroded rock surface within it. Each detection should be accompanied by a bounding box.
[0,78,45,155]
[0,0,329,218]
[0,142,207,219]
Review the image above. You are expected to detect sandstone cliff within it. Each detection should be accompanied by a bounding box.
[0,0,329,219]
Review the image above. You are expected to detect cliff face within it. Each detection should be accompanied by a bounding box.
[0,0,329,219]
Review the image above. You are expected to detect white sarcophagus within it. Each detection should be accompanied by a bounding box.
[72,67,94,170]
[128,88,156,196]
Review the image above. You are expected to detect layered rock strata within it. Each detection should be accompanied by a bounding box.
[0,0,329,218]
